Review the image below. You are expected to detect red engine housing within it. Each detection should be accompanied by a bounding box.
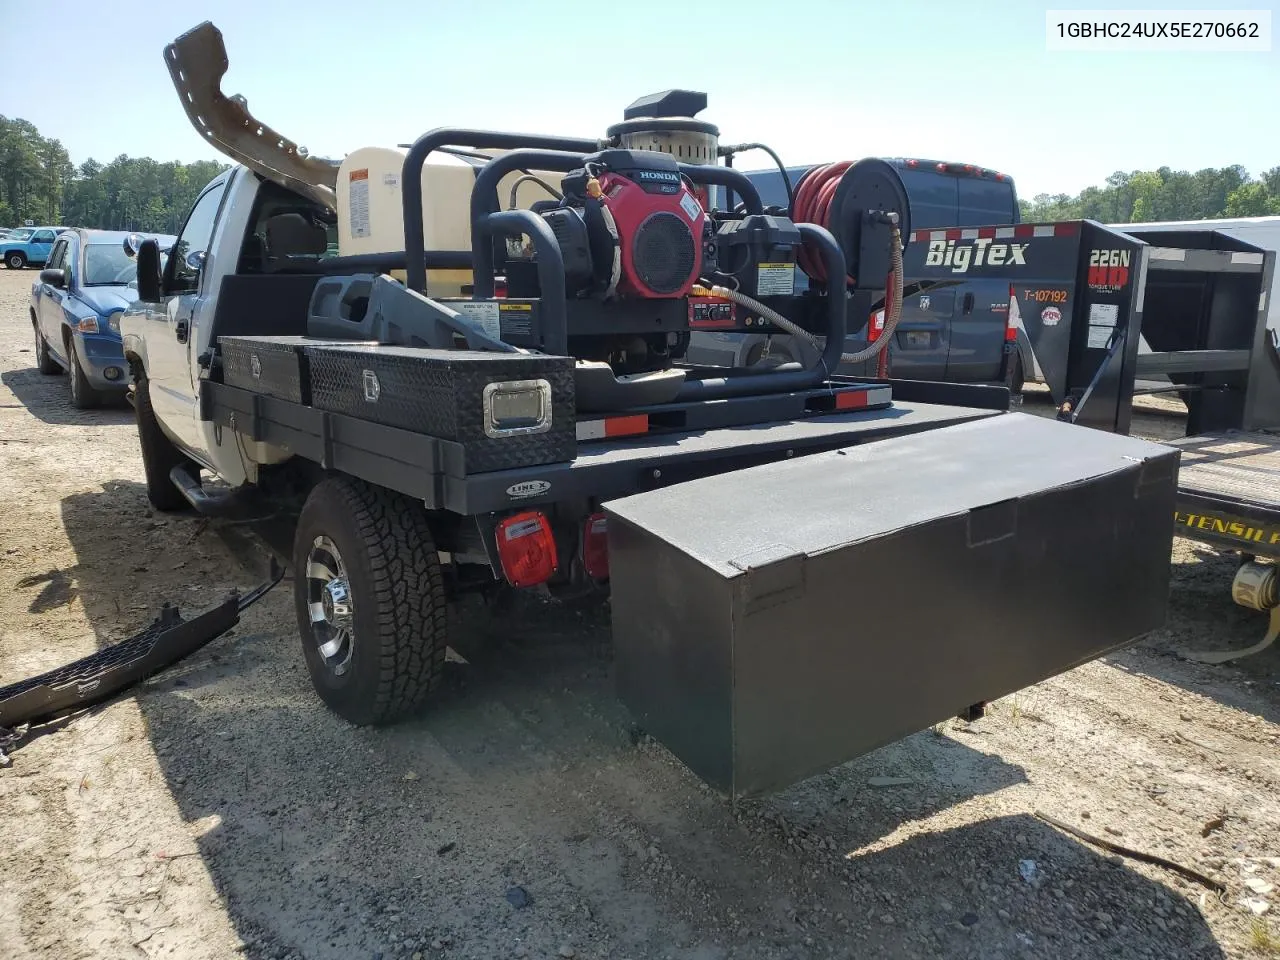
[597,171,705,299]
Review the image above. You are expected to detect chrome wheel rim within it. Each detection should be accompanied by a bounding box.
[306,535,355,676]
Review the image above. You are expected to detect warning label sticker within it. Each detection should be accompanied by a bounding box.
[1089,302,1119,327]
[1086,302,1119,349]
[679,191,702,222]
[756,262,795,297]
[499,303,534,337]
[348,169,370,239]
[453,301,501,340]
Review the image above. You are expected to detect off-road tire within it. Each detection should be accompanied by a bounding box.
[67,339,102,410]
[32,318,59,374]
[134,371,195,512]
[6,252,26,270]
[293,476,448,726]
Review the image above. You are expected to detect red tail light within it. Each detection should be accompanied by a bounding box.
[868,309,886,342]
[581,512,609,580]
[496,511,558,588]
[1005,284,1019,342]
[868,271,895,343]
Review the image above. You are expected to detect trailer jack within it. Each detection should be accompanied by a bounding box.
[0,560,283,760]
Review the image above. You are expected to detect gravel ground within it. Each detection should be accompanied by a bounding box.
[1,266,1279,960]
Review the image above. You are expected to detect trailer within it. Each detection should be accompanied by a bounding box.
[906,219,1280,661]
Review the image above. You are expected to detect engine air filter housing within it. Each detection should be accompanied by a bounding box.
[606,90,720,166]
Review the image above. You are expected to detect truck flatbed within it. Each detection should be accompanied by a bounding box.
[203,380,1000,515]
[1166,431,1280,559]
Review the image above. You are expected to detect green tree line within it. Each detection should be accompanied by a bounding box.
[5,114,1277,232]
[1,115,227,233]
[1020,165,1280,223]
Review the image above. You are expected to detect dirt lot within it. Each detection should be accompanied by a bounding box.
[1,266,1279,960]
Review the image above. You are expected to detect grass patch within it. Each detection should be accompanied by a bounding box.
[1251,918,1280,956]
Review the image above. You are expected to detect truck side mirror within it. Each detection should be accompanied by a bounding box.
[123,233,145,258]
[136,239,163,303]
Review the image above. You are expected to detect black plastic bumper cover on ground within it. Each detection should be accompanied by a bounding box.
[0,562,282,729]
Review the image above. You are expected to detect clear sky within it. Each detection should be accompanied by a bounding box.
[1,0,1276,198]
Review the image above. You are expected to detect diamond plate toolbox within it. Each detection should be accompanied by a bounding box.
[304,344,578,472]
[219,336,356,404]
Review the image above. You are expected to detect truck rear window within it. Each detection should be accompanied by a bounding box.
[957,178,1018,227]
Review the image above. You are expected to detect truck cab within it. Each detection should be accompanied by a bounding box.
[119,167,338,489]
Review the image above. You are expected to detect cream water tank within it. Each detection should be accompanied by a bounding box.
[336,147,569,296]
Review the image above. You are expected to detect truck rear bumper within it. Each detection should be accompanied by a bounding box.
[605,413,1180,797]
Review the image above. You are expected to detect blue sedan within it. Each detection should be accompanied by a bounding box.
[30,229,176,408]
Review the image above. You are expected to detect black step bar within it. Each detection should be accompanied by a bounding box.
[0,561,283,731]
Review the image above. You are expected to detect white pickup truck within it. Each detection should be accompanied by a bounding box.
[115,21,1182,801]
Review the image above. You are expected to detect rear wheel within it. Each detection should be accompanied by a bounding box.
[32,321,59,374]
[67,340,102,409]
[134,370,196,512]
[293,476,448,725]
[6,252,26,270]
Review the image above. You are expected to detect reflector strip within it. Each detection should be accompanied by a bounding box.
[834,390,869,410]
[576,414,650,441]
[911,222,1080,243]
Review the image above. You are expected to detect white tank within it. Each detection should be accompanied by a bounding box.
[336,146,569,296]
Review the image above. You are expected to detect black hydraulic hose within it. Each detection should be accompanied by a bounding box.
[720,142,793,216]
[401,129,599,293]
[469,149,589,227]
[475,209,569,356]
[676,163,763,214]
[675,222,846,400]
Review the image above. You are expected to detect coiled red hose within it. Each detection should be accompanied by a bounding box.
[791,161,854,283]
[792,161,904,374]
